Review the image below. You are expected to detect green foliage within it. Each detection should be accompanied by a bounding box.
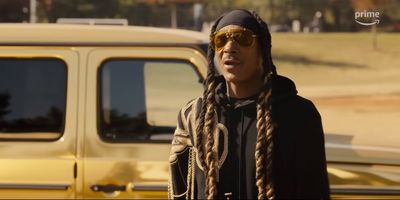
[36,0,176,27]
[0,93,11,120]
[0,0,29,22]
[204,0,400,32]
[38,0,121,22]
[204,0,331,27]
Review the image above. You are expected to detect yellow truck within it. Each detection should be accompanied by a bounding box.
[0,24,399,199]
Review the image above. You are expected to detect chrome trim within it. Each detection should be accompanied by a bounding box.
[131,184,168,191]
[331,186,400,195]
[0,183,70,190]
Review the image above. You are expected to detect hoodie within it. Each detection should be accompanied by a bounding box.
[169,75,330,199]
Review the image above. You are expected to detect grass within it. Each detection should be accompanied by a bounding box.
[269,33,400,146]
[271,33,400,88]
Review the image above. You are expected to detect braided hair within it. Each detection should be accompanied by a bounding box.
[251,10,277,200]
[195,15,224,199]
[196,10,277,200]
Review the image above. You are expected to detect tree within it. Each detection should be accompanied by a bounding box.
[0,0,29,22]
[0,93,11,121]
[37,0,120,22]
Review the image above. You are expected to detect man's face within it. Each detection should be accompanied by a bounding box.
[215,25,263,84]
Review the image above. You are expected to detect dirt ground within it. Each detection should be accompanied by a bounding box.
[307,92,400,148]
[311,93,400,112]
[278,64,400,149]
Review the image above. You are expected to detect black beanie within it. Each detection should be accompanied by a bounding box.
[215,9,261,35]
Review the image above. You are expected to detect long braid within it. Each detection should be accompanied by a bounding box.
[264,76,275,200]
[196,69,209,178]
[255,73,268,199]
[196,16,224,199]
[204,75,217,199]
[251,10,276,200]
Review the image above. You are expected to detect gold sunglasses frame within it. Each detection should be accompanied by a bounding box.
[210,28,258,51]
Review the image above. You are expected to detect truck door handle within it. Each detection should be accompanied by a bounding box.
[90,184,126,193]
[131,184,168,191]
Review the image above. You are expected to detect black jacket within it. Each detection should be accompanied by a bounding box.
[169,75,330,199]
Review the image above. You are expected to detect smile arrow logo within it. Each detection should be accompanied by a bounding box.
[355,19,380,26]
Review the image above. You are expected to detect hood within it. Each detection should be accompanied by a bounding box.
[214,75,298,108]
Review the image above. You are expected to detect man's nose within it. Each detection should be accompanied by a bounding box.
[223,39,239,53]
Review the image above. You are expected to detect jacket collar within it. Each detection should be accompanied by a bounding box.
[213,74,298,108]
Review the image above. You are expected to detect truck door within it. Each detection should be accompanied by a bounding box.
[84,47,206,198]
[0,48,79,198]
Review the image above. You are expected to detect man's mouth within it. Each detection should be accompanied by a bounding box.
[223,59,240,67]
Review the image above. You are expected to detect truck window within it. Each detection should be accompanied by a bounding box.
[0,58,67,140]
[99,59,203,143]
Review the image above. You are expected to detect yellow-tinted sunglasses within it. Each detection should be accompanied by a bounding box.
[210,28,257,51]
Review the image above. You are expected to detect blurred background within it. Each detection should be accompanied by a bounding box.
[1,0,400,154]
[1,0,400,32]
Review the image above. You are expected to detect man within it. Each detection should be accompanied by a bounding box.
[169,9,330,199]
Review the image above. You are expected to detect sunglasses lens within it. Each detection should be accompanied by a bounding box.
[233,31,253,46]
[212,29,255,50]
[213,33,228,50]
